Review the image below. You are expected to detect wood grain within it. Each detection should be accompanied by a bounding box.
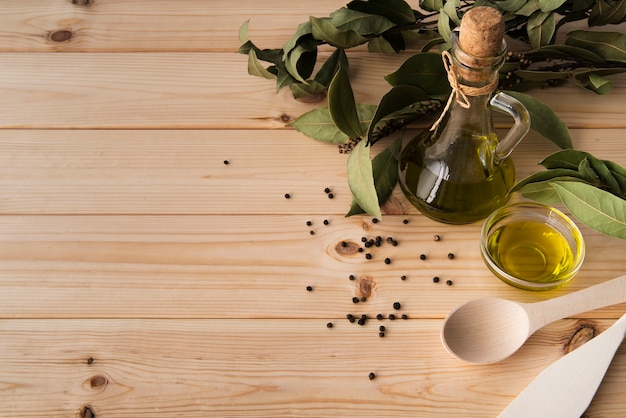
[0,211,624,319]
[0,318,624,417]
[0,52,624,129]
[1,1,625,416]
[0,129,624,215]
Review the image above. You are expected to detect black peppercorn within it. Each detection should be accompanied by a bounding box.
[434,234,441,241]
[446,280,453,286]
[402,314,408,320]
[420,254,427,260]
[386,237,393,243]
[352,297,359,303]
[384,258,391,265]
[365,253,372,260]
[358,248,364,253]
[448,252,455,259]
[393,302,401,310]
[403,219,409,224]
[349,274,355,280]
[379,325,386,332]
[324,187,331,194]
[358,318,365,325]
[327,193,334,199]
[306,220,312,226]
[284,193,291,199]
[223,160,229,165]
[361,237,367,243]
[401,275,407,281]
[379,332,385,337]
[389,314,396,320]
[369,372,376,380]
[306,286,313,291]
[326,322,333,328]
[309,230,315,235]
[341,241,348,247]
[347,314,354,321]
[361,297,366,302]
[372,218,379,224]
[323,219,329,225]
[433,276,440,283]
[376,314,384,320]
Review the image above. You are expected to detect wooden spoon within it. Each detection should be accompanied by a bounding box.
[441,275,626,364]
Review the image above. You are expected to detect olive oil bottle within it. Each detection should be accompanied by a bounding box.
[398,7,529,224]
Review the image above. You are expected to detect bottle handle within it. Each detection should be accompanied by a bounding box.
[490,92,530,164]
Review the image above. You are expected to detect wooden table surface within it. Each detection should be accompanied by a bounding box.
[1,1,625,416]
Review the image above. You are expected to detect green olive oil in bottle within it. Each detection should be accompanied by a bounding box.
[399,7,530,224]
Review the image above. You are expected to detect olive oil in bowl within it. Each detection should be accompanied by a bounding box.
[481,203,585,290]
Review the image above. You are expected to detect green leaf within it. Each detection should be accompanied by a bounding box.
[604,160,626,193]
[367,85,432,143]
[527,11,555,48]
[347,140,382,218]
[284,37,318,82]
[503,91,572,149]
[578,157,601,184]
[310,16,369,49]
[551,181,626,239]
[566,30,626,63]
[347,0,416,25]
[538,0,567,12]
[328,67,364,139]
[330,8,396,35]
[347,138,402,216]
[526,45,605,64]
[437,8,453,45]
[443,0,461,26]
[420,0,444,12]
[515,0,542,16]
[584,72,614,94]
[368,36,398,53]
[239,20,249,43]
[248,50,277,80]
[510,169,585,193]
[495,0,528,13]
[385,53,451,96]
[290,107,347,143]
[589,0,626,26]
[315,48,349,87]
[541,149,589,170]
[518,181,566,203]
[289,103,376,144]
[283,21,313,56]
[289,80,327,100]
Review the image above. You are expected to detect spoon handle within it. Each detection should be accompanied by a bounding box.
[528,274,626,332]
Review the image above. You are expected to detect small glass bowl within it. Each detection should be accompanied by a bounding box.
[480,202,585,291]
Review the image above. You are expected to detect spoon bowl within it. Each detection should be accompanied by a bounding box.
[441,275,626,364]
[442,298,531,364]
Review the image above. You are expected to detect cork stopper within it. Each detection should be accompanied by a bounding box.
[459,6,505,58]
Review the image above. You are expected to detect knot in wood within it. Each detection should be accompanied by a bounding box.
[335,240,359,256]
[357,275,374,298]
[564,321,597,354]
[49,30,73,43]
[79,405,95,418]
[89,374,108,389]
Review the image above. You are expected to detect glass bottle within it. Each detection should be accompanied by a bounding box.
[398,12,530,224]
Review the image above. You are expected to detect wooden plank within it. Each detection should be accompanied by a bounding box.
[0,0,350,52]
[0,129,624,215]
[0,318,624,417]
[0,210,624,319]
[0,52,625,129]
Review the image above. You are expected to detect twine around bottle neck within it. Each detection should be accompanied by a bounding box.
[430,50,499,131]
